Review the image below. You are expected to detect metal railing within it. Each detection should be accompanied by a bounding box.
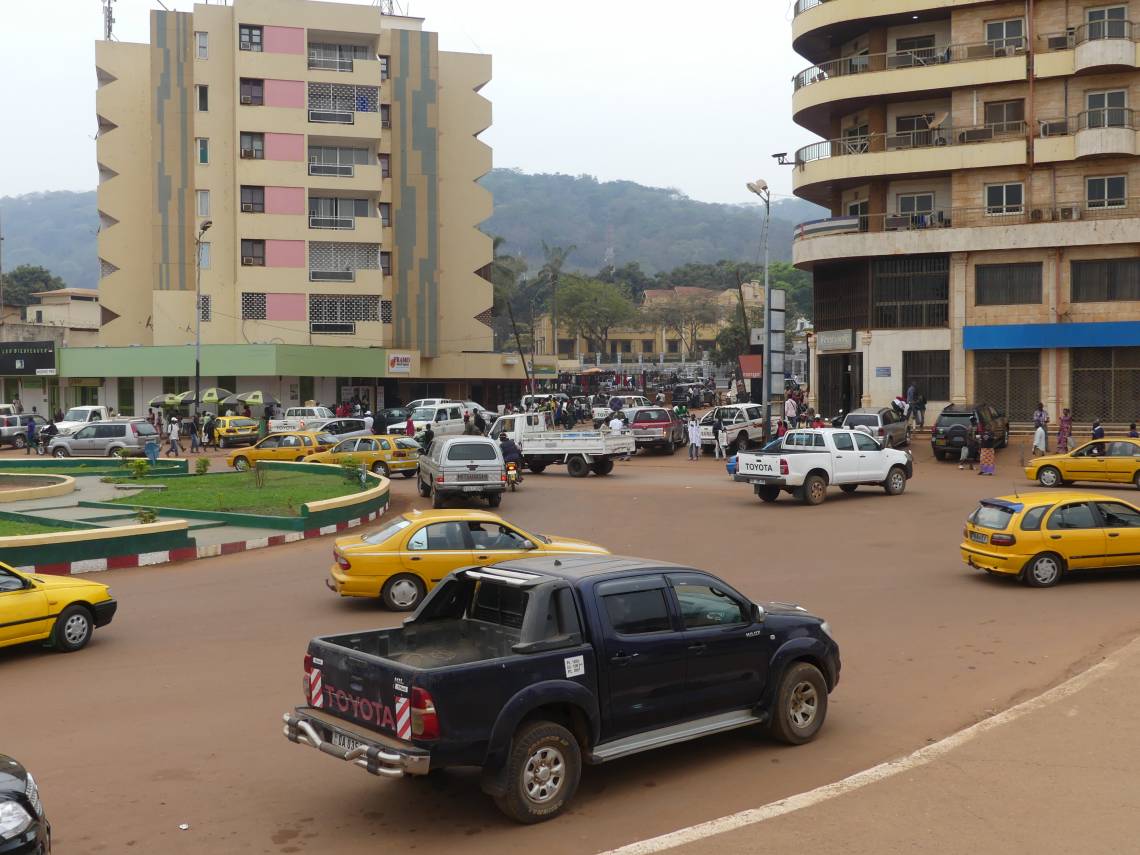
[308,163,354,177]
[308,56,354,72]
[794,40,1027,91]
[308,216,356,230]
[1037,109,1138,136]
[794,121,1025,166]
[309,270,356,282]
[1040,20,1135,50]
[308,109,354,124]
[793,0,826,15]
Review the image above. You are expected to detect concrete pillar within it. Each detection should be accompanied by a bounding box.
[949,252,968,404]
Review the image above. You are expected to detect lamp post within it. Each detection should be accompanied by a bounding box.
[194,220,212,416]
[746,179,771,438]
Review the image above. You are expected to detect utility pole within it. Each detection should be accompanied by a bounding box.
[194,220,212,416]
[0,208,5,342]
[746,179,772,439]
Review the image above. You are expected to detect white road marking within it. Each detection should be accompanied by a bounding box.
[598,640,1132,855]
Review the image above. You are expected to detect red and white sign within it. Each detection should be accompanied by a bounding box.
[387,352,413,375]
[309,667,323,708]
[395,696,411,740]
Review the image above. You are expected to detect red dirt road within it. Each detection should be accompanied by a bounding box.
[4,442,1139,853]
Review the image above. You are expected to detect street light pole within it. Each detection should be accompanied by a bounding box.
[746,180,772,439]
[194,220,212,417]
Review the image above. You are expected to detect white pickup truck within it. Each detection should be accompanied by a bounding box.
[268,406,335,433]
[489,411,636,477]
[56,405,112,436]
[734,427,913,505]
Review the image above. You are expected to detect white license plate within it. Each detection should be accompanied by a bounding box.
[332,731,364,752]
[969,531,988,543]
[462,485,483,492]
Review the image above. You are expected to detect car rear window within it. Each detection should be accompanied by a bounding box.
[362,517,412,545]
[635,409,669,422]
[134,422,158,436]
[844,414,878,427]
[447,442,497,461]
[971,503,1014,530]
[230,419,257,428]
[938,413,975,427]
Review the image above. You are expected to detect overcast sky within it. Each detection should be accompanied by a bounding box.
[0,0,814,204]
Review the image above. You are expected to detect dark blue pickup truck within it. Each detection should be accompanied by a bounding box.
[283,555,840,823]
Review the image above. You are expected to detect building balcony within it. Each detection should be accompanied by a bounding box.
[1034,111,1138,161]
[792,197,1140,267]
[792,124,1026,202]
[793,42,1027,135]
[1037,21,1139,77]
[307,216,383,241]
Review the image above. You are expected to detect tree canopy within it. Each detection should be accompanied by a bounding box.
[0,265,65,307]
[556,277,637,351]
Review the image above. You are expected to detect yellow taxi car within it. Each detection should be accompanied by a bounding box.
[329,509,610,610]
[1025,437,1140,489]
[213,415,259,448]
[961,491,1140,587]
[0,562,117,652]
[227,430,337,470]
[303,434,419,478]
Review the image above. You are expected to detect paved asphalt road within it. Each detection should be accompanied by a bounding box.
[5,440,1140,853]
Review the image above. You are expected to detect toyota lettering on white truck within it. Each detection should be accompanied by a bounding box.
[734,428,913,505]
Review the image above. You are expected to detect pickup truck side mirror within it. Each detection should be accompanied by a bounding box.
[751,603,765,623]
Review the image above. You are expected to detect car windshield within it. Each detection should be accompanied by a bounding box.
[63,409,90,422]
[361,517,412,545]
[844,414,879,427]
[409,407,435,421]
[970,503,1015,530]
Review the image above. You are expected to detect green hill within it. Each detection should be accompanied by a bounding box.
[0,191,99,291]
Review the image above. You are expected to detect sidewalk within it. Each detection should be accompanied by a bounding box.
[608,638,1140,855]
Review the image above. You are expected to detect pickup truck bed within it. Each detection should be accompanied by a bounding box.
[325,620,520,668]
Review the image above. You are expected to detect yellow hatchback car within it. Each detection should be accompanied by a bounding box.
[1025,437,1140,489]
[961,491,1140,587]
[227,430,337,470]
[329,509,610,610]
[304,434,419,479]
[213,415,259,448]
[0,563,117,652]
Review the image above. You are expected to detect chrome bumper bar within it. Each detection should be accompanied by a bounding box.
[282,711,430,778]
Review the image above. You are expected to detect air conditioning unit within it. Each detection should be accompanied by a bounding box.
[1030,208,1045,222]
[1039,119,1069,137]
[239,148,254,159]
[239,42,251,51]
[241,203,254,212]
[240,95,253,105]
[241,256,256,265]
[1059,205,1082,221]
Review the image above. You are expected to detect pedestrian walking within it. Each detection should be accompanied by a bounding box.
[144,429,159,465]
[188,414,201,452]
[473,409,486,435]
[363,411,374,434]
[979,427,996,475]
[687,417,702,462]
[959,417,979,470]
[24,417,36,455]
[914,395,927,429]
[905,382,918,426]
[165,416,183,457]
[1057,408,1073,453]
[405,415,415,437]
[1032,422,1047,456]
[421,424,434,453]
[1033,402,1050,452]
[12,397,22,414]
[1092,420,1105,440]
[713,413,726,459]
[784,394,798,430]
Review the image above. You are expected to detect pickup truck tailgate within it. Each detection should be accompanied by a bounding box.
[306,634,418,740]
[737,454,779,477]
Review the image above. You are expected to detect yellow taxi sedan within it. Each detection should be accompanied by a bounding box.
[961,491,1140,587]
[329,509,610,610]
[213,415,259,448]
[227,430,336,470]
[1025,437,1140,489]
[303,434,419,478]
[0,563,117,652]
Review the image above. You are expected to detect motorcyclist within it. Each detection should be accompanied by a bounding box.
[498,432,524,481]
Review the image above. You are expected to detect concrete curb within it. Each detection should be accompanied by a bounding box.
[17,507,386,576]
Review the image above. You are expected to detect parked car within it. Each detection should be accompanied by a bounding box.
[407,398,457,411]
[0,562,117,653]
[931,404,1009,461]
[283,555,840,822]
[488,411,635,476]
[311,417,369,441]
[1024,437,1140,489]
[961,491,1140,587]
[268,407,335,433]
[304,434,419,478]
[621,406,685,454]
[735,427,913,505]
[0,414,47,449]
[417,435,506,508]
[0,752,50,852]
[48,418,157,458]
[212,415,259,448]
[227,431,337,470]
[374,407,411,429]
[699,404,767,452]
[842,407,910,448]
[328,509,608,610]
[390,403,465,437]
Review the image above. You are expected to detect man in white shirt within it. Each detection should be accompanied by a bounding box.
[784,394,799,429]
[363,411,374,434]
[165,416,183,457]
[687,417,702,461]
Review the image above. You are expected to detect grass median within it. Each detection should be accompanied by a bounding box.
[0,518,77,537]
[109,469,365,517]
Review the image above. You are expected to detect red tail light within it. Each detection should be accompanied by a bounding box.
[410,687,439,739]
[335,549,350,570]
[500,473,507,482]
[436,475,444,483]
[780,458,789,476]
[877,427,885,436]
[990,533,1016,546]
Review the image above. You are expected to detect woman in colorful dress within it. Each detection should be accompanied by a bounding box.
[978,426,996,476]
[1056,408,1073,453]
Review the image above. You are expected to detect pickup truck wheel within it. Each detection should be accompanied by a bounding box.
[417,477,432,497]
[757,485,780,503]
[839,484,858,494]
[487,492,503,508]
[883,466,907,495]
[494,721,581,824]
[567,456,590,478]
[381,574,425,611]
[769,661,828,745]
[802,474,827,505]
[52,605,93,653]
[528,463,547,475]
[593,458,614,476]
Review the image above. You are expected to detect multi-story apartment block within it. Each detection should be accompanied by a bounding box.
[791,0,1140,424]
[85,0,520,414]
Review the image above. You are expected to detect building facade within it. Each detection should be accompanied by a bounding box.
[792,0,1140,423]
[92,0,522,412]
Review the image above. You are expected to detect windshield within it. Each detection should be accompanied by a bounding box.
[844,414,879,427]
[361,517,412,545]
[63,409,91,422]
[970,503,1015,530]
[409,407,435,421]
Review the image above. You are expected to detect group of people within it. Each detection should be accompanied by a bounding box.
[1030,404,1138,456]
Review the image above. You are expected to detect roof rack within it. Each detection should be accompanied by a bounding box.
[461,567,546,587]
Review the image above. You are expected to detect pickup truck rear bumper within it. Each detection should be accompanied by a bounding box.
[283,707,430,778]
[733,474,793,488]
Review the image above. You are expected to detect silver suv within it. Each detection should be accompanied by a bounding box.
[0,414,47,449]
[48,419,158,458]
[842,407,911,449]
[417,436,505,509]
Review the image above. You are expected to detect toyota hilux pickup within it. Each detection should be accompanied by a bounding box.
[283,555,840,823]
[734,427,912,505]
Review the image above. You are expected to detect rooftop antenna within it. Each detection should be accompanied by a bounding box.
[102,0,116,40]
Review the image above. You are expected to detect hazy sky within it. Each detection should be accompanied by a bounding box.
[0,0,814,204]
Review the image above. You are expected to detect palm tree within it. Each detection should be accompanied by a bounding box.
[537,242,575,356]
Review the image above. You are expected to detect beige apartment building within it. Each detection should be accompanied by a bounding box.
[87,0,522,414]
[791,0,1140,423]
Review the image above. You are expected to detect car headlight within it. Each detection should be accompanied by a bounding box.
[0,800,33,838]
[819,620,834,640]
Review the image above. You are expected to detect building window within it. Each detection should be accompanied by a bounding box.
[1087,176,1127,209]
[897,192,934,217]
[198,294,212,322]
[196,137,209,164]
[975,263,1043,305]
[241,293,267,320]
[299,376,314,404]
[642,339,654,353]
[195,85,208,112]
[1071,347,1140,421]
[378,55,390,79]
[217,376,237,393]
[240,186,265,213]
[117,377,136,416]
[621,340,632,353]
[198,241,211,270]
[984,99,1025,133]
[985,183,1023,215]
[1087,6,1128,40]
[902,351,950,402]
[895,113,934,145]
[381,300,393,323]
[309,295,380,322]
[380,252,392,275]
[239,78,264,106]
[985,18,1025,51]
[162,377,189,396]
[975,350,1040,420]
[240,239,266,266]
[196,189,210,217]
[872,255,949,329]
[239,24,263,52]
[1086,90,1128,128]
[1072,259,1140,302]
[307,82,378,113]
[895,35,937,61]
[379,154,390,178]
[195,31,208,59]
[380,104,391,129]
[378,202,391,227]
[239,132,264,160]
[667,340,680,354]
[309,145,370,167]
[814,260,870,332]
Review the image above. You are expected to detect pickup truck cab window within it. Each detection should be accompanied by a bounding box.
[672,582,747,628]
[602,586,673,635]
[833,433,854,451]
[746,406,762,420]
[854,433,880,451]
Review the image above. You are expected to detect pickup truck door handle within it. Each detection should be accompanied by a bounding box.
[609,652,639,665]
[687,643,707,653]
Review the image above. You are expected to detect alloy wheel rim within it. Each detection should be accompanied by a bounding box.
[390,579,419,608]
[1033,557,1060,585]
[64,614,89,646]
[810,481,825,501]
[789,681,818,728]
[890,472,904,491]
[523,746,565,804]
[1041,469,1058,486]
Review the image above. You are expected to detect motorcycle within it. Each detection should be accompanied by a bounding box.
[506,461,521,491]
